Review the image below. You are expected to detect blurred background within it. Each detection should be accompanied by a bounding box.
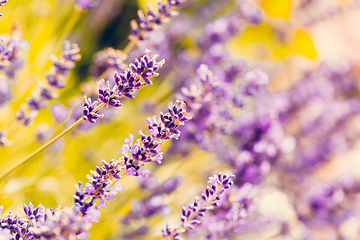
[1,0,360,239]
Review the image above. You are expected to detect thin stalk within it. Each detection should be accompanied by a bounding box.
[166,187,223,239]
[123,40,136,55]
[0,117,83,180]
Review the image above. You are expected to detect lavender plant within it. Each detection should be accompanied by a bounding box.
[1,0,360,239]
[162,173,236,240]
[0,101,190,239]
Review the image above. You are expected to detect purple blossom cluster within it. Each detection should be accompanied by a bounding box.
[83,49,165,123]
[28,207,95,240]
[0,203,46,239]
[74,158,124,215]
[75,101,190,215]
[16,41,81,126]
[163,2,267,160]
[188,183,254,239]
[0,205,32,239]
[176,64,269,152]
[2,0,360,239]
[130,0,185,42]
[0,202,98,240]
[0,100,190,239]
[122,100,191,174]
[162,173,236,240]
[172,63,277,188]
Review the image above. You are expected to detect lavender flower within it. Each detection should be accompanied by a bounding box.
[23,202,46,222]
[117,49,164,94]
[82,96,104,123]
[0,206,27,239]
[188,184,254,239]
[173,63,269,155]
[130,0,185,42]
[29,207,94,239]
[83,49,165,123]
[121,100,190,177]
[162,173,235,240]
[1,202,96,239]
[97,79,122,107]
[154,175,183,195]
[75,101,190,215]
[0,203,45,239]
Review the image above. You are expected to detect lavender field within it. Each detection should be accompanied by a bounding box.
[1,0,360,239]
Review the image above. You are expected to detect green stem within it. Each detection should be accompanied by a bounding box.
[0,117,83,181]
[123,40,136,55]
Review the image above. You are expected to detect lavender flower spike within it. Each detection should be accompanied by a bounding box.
[162,173,235,240]
[122,100,191,172]
[75,101,191,215]
[83,49,165,123]
[29,207,94,239]
[130,0,185,42]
